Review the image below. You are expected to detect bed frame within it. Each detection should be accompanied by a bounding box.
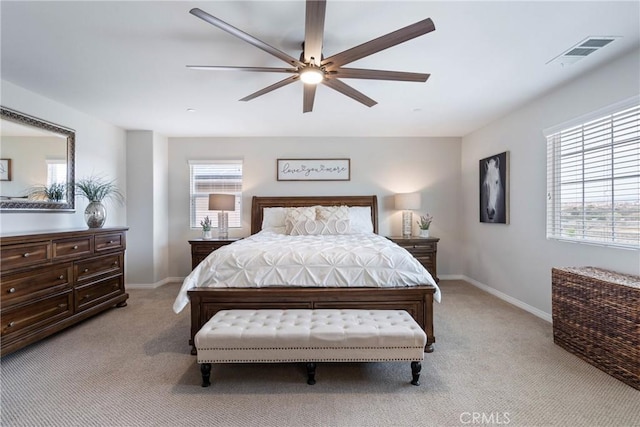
[187,195,436,354]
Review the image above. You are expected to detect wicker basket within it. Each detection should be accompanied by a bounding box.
[552,267,639,390]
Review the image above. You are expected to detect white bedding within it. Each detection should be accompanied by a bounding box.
[173,231,440,313]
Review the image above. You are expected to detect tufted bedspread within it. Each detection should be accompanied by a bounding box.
[173,231,440,313]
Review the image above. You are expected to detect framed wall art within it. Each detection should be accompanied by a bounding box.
[0,159,11,181]
[277,158,350,181]
[479,151,509,224]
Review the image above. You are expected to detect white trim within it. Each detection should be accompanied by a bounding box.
[126,277,183,289]
[459,275,552,323]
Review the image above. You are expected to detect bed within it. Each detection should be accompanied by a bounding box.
[175,195,439,354]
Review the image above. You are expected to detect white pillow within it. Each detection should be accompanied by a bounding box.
[284,207,317,234]
[316,205,350,221]
[261,207,287,234]
[288,218,351,235]
[348,206,374,234]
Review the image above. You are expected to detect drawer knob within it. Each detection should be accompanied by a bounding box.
[59,275,64,280]
[8,287,16,294]
[113,261,118,266]
[109,240,115,244]
[58,304,66,309]
[83,268,89,273]
[7,321,15,328]
[23,252,30,258]
[73,245,78,250]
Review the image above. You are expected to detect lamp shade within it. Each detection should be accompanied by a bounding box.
[208,194,236,211]
[394,192,421,210]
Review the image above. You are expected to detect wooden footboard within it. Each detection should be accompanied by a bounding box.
[187,286,436,355]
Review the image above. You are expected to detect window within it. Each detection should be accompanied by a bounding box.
[546,98,639,249]
[189,160,243,229]
[46,160,67,186]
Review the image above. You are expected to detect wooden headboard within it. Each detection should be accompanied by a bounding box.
[251,195,378,235]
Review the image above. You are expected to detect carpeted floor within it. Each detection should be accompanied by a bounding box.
[1,280,638,427]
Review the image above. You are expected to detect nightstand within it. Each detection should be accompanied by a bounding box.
[189,238,242,270]
[387,236,440,283]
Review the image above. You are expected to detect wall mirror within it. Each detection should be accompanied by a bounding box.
[0,106,75,211]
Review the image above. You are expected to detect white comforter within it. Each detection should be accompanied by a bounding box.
[173,231,440,313]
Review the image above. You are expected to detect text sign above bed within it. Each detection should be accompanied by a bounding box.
[277,158,350,181]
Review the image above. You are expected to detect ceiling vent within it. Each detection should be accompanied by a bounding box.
[547,36,620,67]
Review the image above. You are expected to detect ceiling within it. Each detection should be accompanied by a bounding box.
[1,1,639,138]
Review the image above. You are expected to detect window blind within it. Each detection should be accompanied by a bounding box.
[546,102,639,249]
[189,160,243,229]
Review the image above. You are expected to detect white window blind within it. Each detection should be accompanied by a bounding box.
[189,160,243,229]
[546,101,640,249]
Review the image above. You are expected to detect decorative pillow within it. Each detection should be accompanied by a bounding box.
[316,205,350,221]
[288,218,351,235]
[284,207,317,234]
[348,206,374,234]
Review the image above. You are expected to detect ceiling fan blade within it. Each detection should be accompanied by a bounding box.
[321,18,435,69]
[303,84,317,113]
[190,8,304,68]
[330,68,430,82]
[322,78,377,107]
[187,65,298,73]
[304,0,327,64]
[239,75,299,102]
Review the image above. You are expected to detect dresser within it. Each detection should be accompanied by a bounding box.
[189,238,241,269]
[1,227,128,356]
[387,236,439,283]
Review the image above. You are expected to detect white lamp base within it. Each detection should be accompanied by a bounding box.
[402,211,413,238]
[217,211,229,239]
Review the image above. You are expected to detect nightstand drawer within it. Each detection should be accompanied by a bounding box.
[396,242,436,251]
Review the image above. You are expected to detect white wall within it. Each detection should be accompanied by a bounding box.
[0,80,127,233]
[167,137,462,278]
[460,49,640,318]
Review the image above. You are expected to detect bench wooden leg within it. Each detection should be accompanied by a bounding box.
[411,361,421,386]
[201,363,212,387]
[306,362,317,385]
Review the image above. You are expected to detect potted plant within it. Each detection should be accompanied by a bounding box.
[200,216,213,240]
[75,176,124,228]
[28,182,69,202]
[417,214,433,238]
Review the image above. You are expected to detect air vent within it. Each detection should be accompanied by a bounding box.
[547,36,620,66]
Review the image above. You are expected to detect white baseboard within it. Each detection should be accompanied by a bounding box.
[456,275,552,323]
[126,277,184,289]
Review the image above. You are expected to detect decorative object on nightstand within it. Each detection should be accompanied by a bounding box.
[200,216,213,240]
[208,193,235,238]
[189,238,242,270]
[395,192,421,238]
[387,236,439,283]
[417,213,433,238]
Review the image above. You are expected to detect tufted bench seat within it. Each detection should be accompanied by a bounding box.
[195,308,427,386]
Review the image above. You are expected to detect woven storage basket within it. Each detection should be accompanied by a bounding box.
[552,267,639,390]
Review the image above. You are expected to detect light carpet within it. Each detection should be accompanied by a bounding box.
[1,280,638,427]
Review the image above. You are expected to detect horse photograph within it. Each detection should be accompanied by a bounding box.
[479,151,509,224]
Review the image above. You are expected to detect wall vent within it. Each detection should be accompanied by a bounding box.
[547,36,619,66]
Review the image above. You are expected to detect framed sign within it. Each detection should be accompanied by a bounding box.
[0,159,11,181]
[277,158,350,181]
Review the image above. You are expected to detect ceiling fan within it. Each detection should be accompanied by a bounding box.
[187,1,435,113]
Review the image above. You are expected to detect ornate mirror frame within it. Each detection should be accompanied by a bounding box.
[0,106,75,212]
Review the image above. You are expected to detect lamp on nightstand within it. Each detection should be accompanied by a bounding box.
[208,194,236,239]
[395,192,421,238]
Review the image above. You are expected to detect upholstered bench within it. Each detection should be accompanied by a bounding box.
[195,309,428,386]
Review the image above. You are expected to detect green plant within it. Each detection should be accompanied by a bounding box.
[417,214,433,230]
[200,216,212,231]
[28,182,68,202]
[75,176,124,204]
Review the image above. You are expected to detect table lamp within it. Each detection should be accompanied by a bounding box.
[208,194,236,238]
[395,192,421,238]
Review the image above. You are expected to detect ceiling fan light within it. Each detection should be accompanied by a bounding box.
[299,67,324,84]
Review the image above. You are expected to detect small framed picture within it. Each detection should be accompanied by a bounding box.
[0,159,11,181]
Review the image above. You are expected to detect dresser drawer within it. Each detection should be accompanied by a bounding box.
[75,253,122,283]
[75,276,123,312]
[53,236,93,260]
[1,241,51,271]
[1,264,72,304]
[95,232,125,253]
[1,290,73,337]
